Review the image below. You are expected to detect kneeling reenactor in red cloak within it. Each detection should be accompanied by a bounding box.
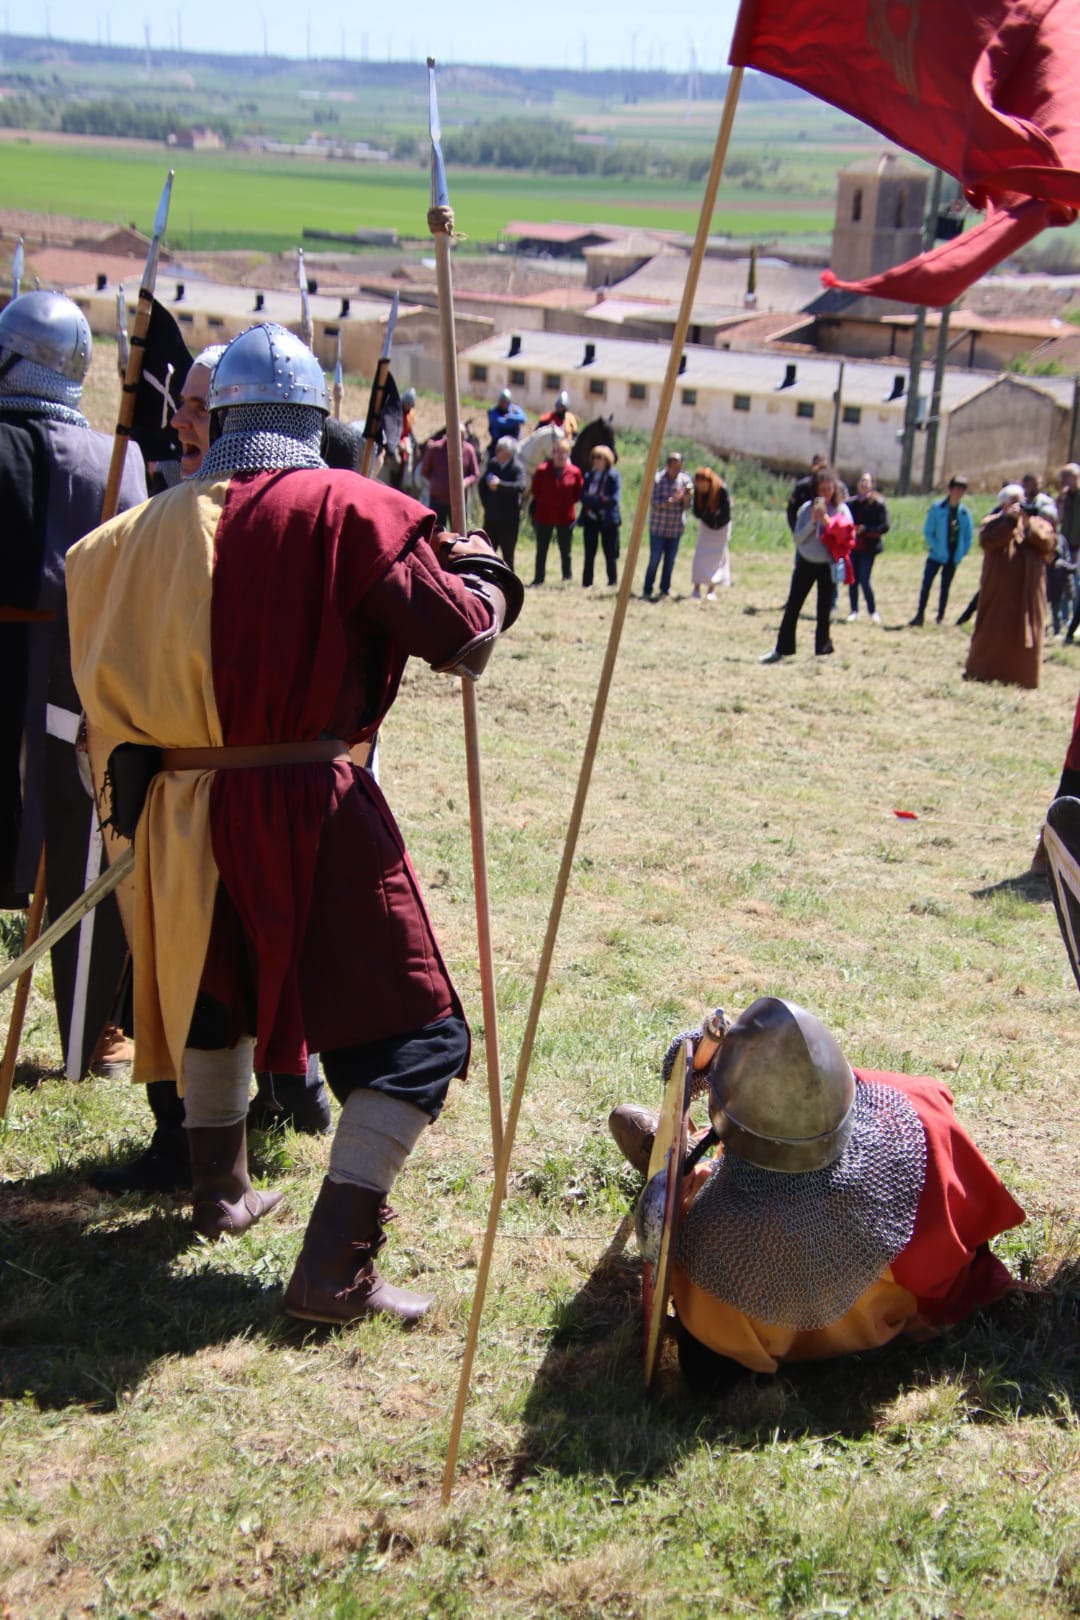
[611,997,1025,1390]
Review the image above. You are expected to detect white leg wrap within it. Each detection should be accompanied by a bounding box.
[181,1038,256,1129]
[328,1090,428,1193]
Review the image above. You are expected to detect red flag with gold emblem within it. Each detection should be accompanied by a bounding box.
[729,0,1080,305]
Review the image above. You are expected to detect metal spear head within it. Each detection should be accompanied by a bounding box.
[12,237,24,299]
[297,246,313,344]
[427,57,450,211]
[142,169,174,296]
[380,290,399,362]
[116,283,130,370]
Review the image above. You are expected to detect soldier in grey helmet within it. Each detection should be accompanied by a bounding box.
[0,289,146,1080]
[67,320,523,1324]
[610,996,1025,1391]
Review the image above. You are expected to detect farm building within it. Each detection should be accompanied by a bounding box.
[458,329,1075,490]
[65,276,492,377]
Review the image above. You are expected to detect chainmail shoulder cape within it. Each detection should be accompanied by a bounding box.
[676,1079,927,1331]
[196,403,326,479]
[0,355,88,427]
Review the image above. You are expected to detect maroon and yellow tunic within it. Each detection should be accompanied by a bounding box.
[66,471,493,1086]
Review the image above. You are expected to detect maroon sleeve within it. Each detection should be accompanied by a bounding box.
[355,533,495,670]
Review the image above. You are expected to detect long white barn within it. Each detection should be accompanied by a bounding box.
[457,330,1075,490]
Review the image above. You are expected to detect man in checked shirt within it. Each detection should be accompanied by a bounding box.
[642,450,694,600]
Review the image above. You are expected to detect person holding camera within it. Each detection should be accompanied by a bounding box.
[964,483,1058,689]
[761,464,852,663]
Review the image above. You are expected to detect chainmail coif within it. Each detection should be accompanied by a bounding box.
[196,403,326,479]
[0,353,88,427]
[677,1080,927,1330]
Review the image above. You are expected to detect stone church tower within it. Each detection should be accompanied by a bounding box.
[830,153,928,285]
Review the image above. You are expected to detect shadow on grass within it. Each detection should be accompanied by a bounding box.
[971,869,1051,903]
[0,1170,282,1413]
[513,1235,1080,1486]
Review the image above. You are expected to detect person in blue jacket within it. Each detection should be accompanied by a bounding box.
[910,475,973,626]
[487,388,527,454]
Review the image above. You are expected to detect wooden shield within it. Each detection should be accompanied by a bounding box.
[642,1037,691,1388]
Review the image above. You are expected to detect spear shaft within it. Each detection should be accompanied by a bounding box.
[426,59,504,1165]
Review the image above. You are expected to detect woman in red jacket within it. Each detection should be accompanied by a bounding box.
[530,439,583,585]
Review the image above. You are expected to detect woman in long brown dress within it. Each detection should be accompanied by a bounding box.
[964,484,1058,690]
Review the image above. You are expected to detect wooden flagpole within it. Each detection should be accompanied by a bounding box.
[440,65,746,1503]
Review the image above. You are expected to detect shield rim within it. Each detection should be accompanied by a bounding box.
[642,1037,691,1388]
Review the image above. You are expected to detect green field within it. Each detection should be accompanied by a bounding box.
[0,137,840,251]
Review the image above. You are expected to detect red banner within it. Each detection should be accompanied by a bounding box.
[730,0,1080,304]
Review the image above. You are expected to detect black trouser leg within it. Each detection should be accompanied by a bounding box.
[815,567,834,653]
[582,520,598,587]
[775,554,824,655]
[915,557,939,622]
[937,561,957,621]
[556,524,574,581]
[147,1079,185,1130]
[602,525,620,585]
[533,523,552,584]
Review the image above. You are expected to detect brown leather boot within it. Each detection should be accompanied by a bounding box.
[283,1178,434,1326]
[187,1121,284,1239]
[608,1104,660,1176]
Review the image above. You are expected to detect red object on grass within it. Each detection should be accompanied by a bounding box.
[729,0,1080,306]
[893,810,918,820]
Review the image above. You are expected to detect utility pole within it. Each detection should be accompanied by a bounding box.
[829,359,845,467]
[921,304,953,493]
[898,167,943,494]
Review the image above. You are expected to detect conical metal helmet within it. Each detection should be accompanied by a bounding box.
[0,290,91,382]
[706,997,855,1174]
[208,323,328,414]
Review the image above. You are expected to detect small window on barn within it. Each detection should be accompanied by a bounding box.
[842,405,862,425]
[681,388,697,406]
[207,317,225,329]
[796,401,815,419]
[178,312,194,324]
[589,377,606,397]
[895,187,907,229]
[510,369,526,387]
[733,394,751,412]
[324,325,339,340]
[629,382,647,401]
[852,188,863,223]
[470,364,488,383]
[544,373,562,391]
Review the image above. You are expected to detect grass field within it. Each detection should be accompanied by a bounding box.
[2,348,1080,1616]
[0,136,840,251]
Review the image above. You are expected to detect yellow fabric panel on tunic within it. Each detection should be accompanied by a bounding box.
[668,1157,920,1374]
[671,1264,919,1375]
[66,482,228,1087]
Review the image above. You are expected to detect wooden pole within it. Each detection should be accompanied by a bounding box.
[0,849,46,1120]
[428,61,504,1164]
[0,848,134,1001]
[440,65,746,1504]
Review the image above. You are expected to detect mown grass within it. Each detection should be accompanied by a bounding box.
[3,348,1080,1617]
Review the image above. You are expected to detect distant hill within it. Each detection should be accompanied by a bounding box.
[0,32,808,104]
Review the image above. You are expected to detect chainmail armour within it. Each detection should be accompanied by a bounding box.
[0,354,88,427]
[676,1080,927,1330]
[197,403,326,479]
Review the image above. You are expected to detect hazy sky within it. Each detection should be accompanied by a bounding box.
[8,1,745,74]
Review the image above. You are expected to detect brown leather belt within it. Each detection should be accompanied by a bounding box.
[160,738,351,771]
[0,605,56,623]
